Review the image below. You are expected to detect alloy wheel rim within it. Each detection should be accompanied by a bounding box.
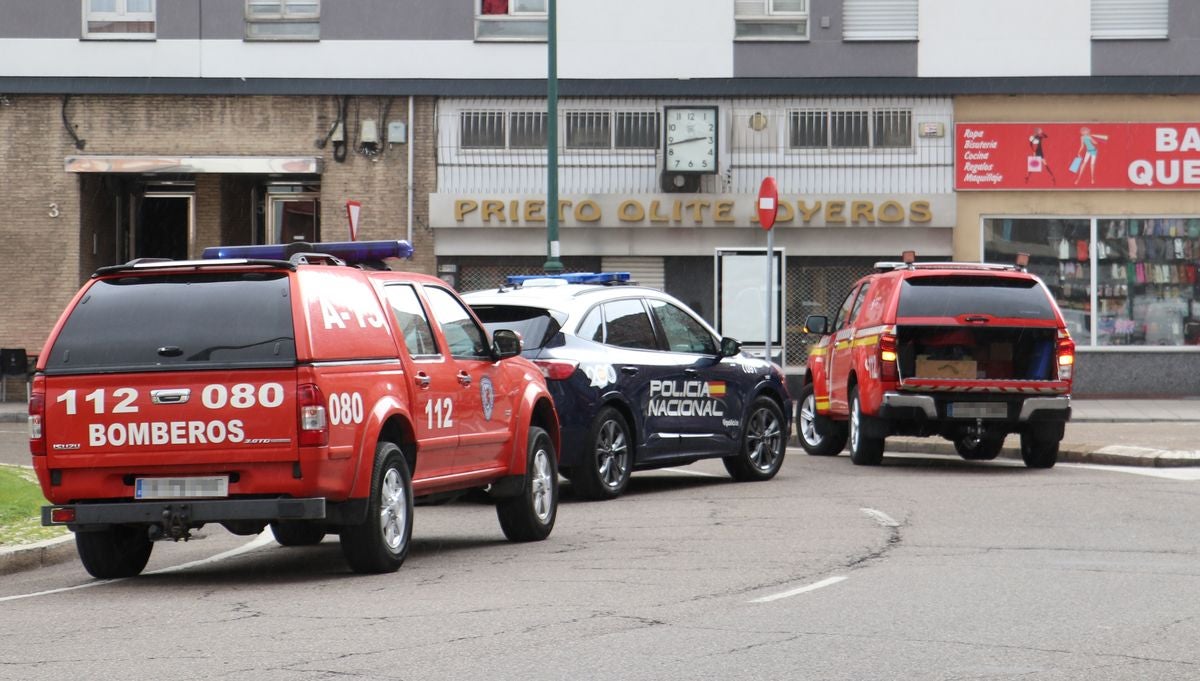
[379,467,408,552]
[800,394,820,446]
[748,407,782,471]
[850,397,861,453]
[531,447,554,522]
[596,420,629,489]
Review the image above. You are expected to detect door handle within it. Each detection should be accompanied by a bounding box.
[457,371,472,386]
[620,366,639,376]
[415,372,431,389]
[684,368,698,375]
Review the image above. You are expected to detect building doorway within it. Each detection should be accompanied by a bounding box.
[264,185,320,244]
[135,191,194,260]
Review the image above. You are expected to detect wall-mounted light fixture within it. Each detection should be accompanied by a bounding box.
[748,112,768,131]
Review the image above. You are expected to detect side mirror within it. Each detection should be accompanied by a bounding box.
[718,336,742,358]
[802,314,830,336]
[491,329,523,360]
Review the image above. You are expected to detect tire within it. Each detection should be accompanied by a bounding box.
[339,441,413,574]
[270,520,327,547]
[571,407,633,501]
[1020,432,1059,469]
[723,397,787,481]
[796,383,848,456]
[954,433,1006,461]
[497,426,558,542]
[75,524,153,579]
[848,386,885,466]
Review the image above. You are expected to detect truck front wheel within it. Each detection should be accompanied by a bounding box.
[497,426,558,542]
[75,524,153,579]
[340,441,413,574]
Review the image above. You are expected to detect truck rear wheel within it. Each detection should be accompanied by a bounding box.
[848,387,885,466]
[75,524,153,579]
[340,441,413,574]
[1020,432,1059,469]
[497,426,558,542]
[797,383,848,456]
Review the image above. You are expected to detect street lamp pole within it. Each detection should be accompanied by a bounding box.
[543,0,564,272]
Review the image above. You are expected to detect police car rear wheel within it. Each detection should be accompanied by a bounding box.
[723,397,786,481]
[572,408,632,501]
[797,383,848,456]
[340,441,413,574]
[497,426,558,541]
[75,524,153,579]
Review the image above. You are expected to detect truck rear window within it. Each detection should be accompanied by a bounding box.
[897,276,1056,320]
[45,272,297,375]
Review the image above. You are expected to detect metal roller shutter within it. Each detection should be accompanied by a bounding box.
[842,0,918,41]
[1092,0,1168,40]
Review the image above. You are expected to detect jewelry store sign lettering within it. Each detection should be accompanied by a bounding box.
[430,194,942,228]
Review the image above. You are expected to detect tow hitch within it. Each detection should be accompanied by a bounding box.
[148,504,194,541]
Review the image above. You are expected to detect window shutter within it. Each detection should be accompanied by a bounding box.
[842,0,918,41]
[1092,0,1168,39]
[601,257,664,291]
[735,0,767,17]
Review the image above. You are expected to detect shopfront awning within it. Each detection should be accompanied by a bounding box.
[64,155,322,174]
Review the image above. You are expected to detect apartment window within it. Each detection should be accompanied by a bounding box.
[246,0,320,41]
[509,112,548,149]
[1092,0,1168,40]
[843,0,918,41]
[735,0,808,41]
[565,112,611,149]
[477,0,548,41]
[83,0,156,39]
[789,109,912,149]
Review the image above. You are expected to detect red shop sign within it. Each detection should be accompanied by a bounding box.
[955,122,1200,191]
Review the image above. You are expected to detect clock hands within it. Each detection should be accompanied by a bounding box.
[668,135,709,145]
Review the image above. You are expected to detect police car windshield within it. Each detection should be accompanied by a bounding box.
[45,272,297,374]
[897,276,1056,319]
[471,305,563,350]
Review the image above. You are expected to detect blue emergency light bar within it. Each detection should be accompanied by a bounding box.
[201,240,413,263]
[505,272,631,286]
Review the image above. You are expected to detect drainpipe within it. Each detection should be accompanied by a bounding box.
[407,95,414,246]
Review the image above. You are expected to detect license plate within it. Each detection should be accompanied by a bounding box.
[948,402,1007,419]
[135,476,229,500]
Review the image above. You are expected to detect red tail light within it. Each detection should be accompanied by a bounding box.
[532,359,579,381]
[28,389,45,457]
[879,333,898,382]
[1056,333,1075,381]
[297,383,328,447]
[50,507,76,524]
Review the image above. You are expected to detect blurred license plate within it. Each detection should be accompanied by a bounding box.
[948,402,1006,419]
[135,476,229,499]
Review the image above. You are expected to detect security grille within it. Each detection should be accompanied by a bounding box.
[784,257,876,367]
[455,256,603,294]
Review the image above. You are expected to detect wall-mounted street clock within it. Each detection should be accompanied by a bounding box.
[664,106,719,175]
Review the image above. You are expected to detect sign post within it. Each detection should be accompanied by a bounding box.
[757,177,779,364]
[345,200,361,241]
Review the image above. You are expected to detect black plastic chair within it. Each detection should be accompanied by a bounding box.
[0,348,29,402]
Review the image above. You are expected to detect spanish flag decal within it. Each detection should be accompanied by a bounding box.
[707,381,727,397]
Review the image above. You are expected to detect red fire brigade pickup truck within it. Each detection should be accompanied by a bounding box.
[31,241,560,578]
[796,252,1074,468]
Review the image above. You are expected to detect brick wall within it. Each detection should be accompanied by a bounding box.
[0,93,438,354]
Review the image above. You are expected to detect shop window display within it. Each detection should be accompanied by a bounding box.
[983,217,1200,348]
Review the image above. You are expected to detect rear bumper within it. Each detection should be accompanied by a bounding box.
[880,393,1071,422]
[43,497,327,528]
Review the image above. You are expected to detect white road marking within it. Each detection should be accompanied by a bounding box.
[1062,464,1200,481]
[751,575,847,603]
[0,529,277,603]
[860,507,900,528]
[659,466,724,478]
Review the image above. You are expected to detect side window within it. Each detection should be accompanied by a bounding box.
[847,283,871,325]
[245,0,320,41]
[648,299,717,355]
[578,306,604,343]
[833,285,860,330]
[384,284,438,357]
[601,299,658,350]
[424,286,490,359]
[83,0,157,40]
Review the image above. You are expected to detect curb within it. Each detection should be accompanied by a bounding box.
[885,438,1200,468]
[0,534,75,576]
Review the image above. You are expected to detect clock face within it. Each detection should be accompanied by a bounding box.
[664,106,718,174]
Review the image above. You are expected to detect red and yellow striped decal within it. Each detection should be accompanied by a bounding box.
[707,381,726,397]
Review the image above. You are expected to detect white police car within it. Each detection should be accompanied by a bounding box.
[464,273,791,501]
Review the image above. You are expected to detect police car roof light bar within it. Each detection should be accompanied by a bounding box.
[505,272,631,286]
[201,240,414,264]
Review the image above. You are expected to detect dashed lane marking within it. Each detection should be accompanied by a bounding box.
[751,576,847,603]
